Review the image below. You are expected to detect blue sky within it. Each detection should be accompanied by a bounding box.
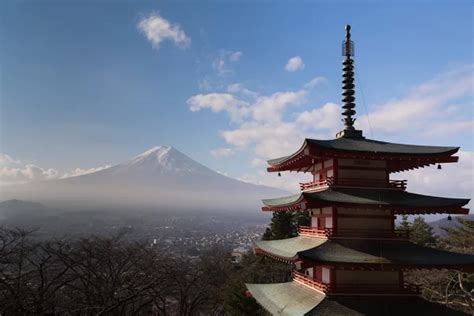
[0,0,473,194]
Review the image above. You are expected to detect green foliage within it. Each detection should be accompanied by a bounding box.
[397,215,438,247]
[222,253,291,315]
[410,216,438,247]
[442,218,474,253]
[399,214,411,231]
[262,211,310,240]
[223,279,264,316]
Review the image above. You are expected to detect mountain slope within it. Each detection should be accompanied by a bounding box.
[428,215,474,237]
[2,146,287,213]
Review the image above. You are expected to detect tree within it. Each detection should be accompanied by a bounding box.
[442,218,474,254]
[262,211,310,240]
[398,214,411,231]
[406,218,474,314]
[410,216,438,247]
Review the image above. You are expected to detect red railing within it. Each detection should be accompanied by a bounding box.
[297,226,409,240]
[299,177,407,191]
[299,178,333,190]
[297,226,333,238]
[292,271,330,292]
[293,271,420,295]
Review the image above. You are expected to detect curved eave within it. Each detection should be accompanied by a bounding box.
[261,188,470,214]
[267,140,311,172]
[246,282,326,316]
[262,193,305,211]
[297,239,474,271]
[267,138,460,173]
[255,236,327,262]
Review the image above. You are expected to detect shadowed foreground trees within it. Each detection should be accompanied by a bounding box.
[0,228,231,315]
[400,217,474,314]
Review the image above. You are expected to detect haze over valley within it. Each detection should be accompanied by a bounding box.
[0,146,282,249]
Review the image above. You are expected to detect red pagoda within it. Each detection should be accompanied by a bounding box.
[246,25,474,315]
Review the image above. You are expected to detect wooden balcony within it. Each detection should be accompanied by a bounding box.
[293,271,420,295]
[297,226,333,238]
[297,226,409,240]
[299,177,407,191]
[292,271,330,293]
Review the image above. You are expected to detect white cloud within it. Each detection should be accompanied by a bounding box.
[210,148,234,158]
[187,93,249,123]
[221,121,305,158]
[250,158,267,168]
[198,79,212,91]
[190,64,473,198]
[229,51,243,62]
[0,163,59,185]
[62,165,112,178]
[0,153,20,165]
[401,151,473,211]
[189,76,329,161]
[212,50,243,76]
[138,12,190,50]
[227,83,258,98]
[0,153,111,185]
[304,76,328,89]
[252,90,306,123]
[422,120,474,137]
[357,65,473,136]
[296,102,340,131]
[285,56,305,72]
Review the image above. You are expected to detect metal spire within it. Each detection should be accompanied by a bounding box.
[336,25,363,139]
[342,25,356,130]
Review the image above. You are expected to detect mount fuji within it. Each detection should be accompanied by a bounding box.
[2,146,287,214]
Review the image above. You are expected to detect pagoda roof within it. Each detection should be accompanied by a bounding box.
[255,236,326,261]
[245,281,326,316]
[267,138,459,172]
[262,187,470,214]
[255,237,474,270]
[299,239,474,269]
[246,282,468,316]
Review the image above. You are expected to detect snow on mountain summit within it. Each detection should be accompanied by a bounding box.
[117,146,214,175]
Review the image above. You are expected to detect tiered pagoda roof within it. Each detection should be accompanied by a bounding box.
[255,237,474,271]
[246,282,469,316]
[267,138,460,173]
[246,25,473,316]
[262,187,469,214]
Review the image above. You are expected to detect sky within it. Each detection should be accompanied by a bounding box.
[0,0,473,201]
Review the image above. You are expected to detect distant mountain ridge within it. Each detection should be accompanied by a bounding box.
[1,146,287,213]
[0,199,46,220]
[428,215,474,237]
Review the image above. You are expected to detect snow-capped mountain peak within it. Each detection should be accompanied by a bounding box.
[118,146,212,175]
[130,146,172,163]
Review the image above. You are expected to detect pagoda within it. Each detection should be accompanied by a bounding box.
[246,25,474,316]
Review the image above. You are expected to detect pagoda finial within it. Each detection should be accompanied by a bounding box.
[336,24,363,139]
